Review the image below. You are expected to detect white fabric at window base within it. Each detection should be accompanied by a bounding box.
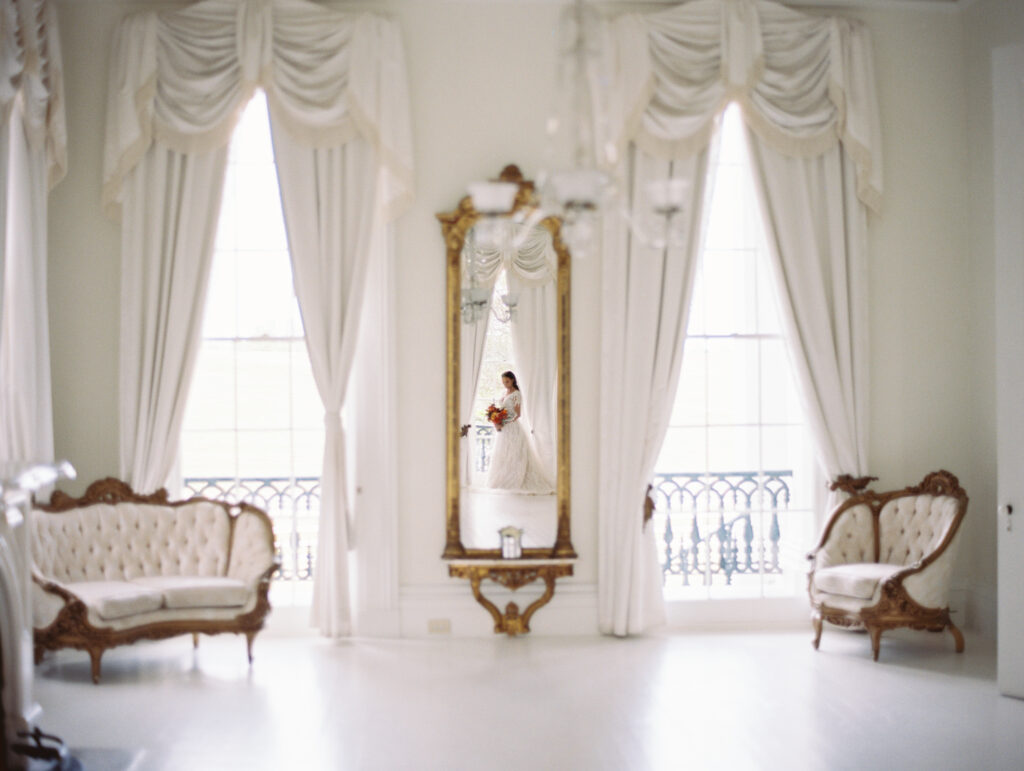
[270,125,378,640]
[1,104,54,465]
[744,128,870,488]
[118,146,228,493]
[598,147,713,636]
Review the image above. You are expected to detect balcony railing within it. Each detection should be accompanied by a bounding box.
[650,471,792,587]
[182,477,319,582]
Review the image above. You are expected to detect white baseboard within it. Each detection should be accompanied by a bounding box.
[400,581,599,637]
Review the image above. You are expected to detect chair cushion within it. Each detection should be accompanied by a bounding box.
[131,576,250,609]
[814,563,905,600]
[68,581,165,620]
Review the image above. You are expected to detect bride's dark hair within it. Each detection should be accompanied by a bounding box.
[502,370,520,391]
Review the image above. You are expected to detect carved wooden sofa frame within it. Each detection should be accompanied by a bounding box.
[807,470,968,661]
[31,478,278,683]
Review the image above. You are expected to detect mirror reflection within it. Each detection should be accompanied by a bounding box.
[458,221,558,550]
[440,164,574,560]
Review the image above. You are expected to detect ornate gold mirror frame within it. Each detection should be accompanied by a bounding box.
[437,164,576,561]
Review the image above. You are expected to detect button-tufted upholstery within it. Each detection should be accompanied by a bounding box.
[30,478,278,683]
[32,502,233,584]
[807,471,968,661]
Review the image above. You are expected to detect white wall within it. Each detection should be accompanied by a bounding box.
[48,0,991,635]
[961,0,1024,639]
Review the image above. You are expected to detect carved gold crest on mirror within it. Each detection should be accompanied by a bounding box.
[438,165,575,560]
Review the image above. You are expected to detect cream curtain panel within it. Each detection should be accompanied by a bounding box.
[103,0,413,638]
[597,0,882,635]
[0,0,66,465]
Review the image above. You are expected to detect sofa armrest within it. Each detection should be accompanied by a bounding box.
[228,507,278,584]
[808,502,876,572]
[887,527,964,610]
[31,569,80,629]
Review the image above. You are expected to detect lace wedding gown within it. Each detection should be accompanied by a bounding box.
[486,390,554,493]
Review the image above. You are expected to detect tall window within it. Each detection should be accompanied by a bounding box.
[652,104,817,600]
[179,92,323,600]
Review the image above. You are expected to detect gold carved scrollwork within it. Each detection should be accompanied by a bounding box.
[448,562,573,636]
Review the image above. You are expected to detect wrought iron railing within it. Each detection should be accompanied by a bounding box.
[182,477,319,582]
[473,424,496,473]
[650,471,792,586]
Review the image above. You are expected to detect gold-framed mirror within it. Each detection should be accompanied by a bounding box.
[438,165,575,560]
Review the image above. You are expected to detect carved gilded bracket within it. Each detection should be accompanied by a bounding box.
[448,561,573,636]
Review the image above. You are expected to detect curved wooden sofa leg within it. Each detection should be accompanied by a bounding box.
[868,626,882,662]
[812,617,823,650]
[948,621,966,653]
[88,648,104,684]
[34,645,44,665]
[192,633,200,650]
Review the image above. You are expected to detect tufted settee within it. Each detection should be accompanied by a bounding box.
[30,478,278,683]
[807,470,968,661]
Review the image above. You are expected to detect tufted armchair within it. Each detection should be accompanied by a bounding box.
[807,470,967,661]
[31,478,278,682]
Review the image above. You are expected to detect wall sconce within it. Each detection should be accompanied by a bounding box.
[499,526,524,559]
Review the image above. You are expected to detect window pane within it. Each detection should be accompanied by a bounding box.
[179,430,236,479]
[203,252,238,338]
[232,163,287,252]
[655,427,707,472]
[235,342,292,429]
[291,341,322,429]
[699,250,758,336]
[705,337,759,426]
[236,430,292,477]
[237,250,298,338]
[183,341,236,430]
[759,338,802,426]
[668,339,707,426]
[706,426,760,471]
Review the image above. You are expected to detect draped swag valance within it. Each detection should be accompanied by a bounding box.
[0,0,67,189]
[102,0,413,221]
[603,0,882,211]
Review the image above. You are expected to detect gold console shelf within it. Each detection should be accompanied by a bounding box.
[448,560,574,636]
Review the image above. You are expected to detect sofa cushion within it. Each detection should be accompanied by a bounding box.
[68,581,165,620]
[132,576,250,609]
[814,563,905,600]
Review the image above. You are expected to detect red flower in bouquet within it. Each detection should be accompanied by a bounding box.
[485,404,509,428]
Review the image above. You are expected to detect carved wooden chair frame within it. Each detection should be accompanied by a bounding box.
[32,478,278,683]
[808,470,968,661]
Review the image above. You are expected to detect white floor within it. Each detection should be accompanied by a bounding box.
[32,628,1024,771]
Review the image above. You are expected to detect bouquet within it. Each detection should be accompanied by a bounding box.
[485,404,509,430]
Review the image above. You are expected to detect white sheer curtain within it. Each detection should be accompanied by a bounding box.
[118,146,228,492]
[597,0,882,634]
[598,149,712,636]
[0,0,66,466]
[269,129,378,638]
[103,0,413,638]
[746,133,869,483]
[1,106,54,464]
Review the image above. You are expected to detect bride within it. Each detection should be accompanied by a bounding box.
[486,371,553,493]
